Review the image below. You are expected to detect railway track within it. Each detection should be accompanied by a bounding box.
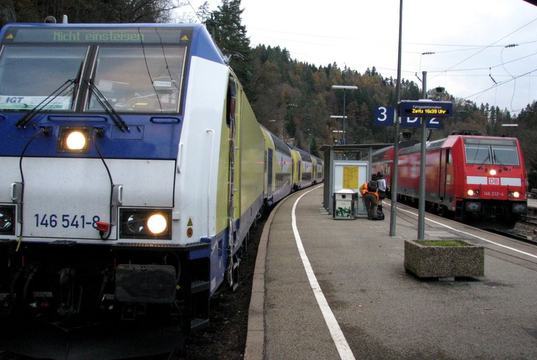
[521,214,537,226]
[483,226,536,244]
[394,198,537,246]
[475,213,537,246]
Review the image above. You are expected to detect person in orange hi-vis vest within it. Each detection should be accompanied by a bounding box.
[360,174,379,220]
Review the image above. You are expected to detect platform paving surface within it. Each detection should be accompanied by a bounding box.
[264,187,537,359]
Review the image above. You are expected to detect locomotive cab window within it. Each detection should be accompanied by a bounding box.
[464,143,492,164]
[87,45,186,113]
[464,138,519,166]
[0,45,88,111]
[492,145,519,166]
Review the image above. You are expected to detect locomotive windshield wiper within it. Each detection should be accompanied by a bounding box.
[84,79,129,133]
[16,79,75,128]
[16,61,85,129]
[482,152,491,165]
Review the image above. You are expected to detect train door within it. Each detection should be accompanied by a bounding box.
[226,77,239,288]
[263,150,267,198]
[298,160,302,185]
[439,149,450,203]
[267,149,273,196]
[290,156,294,188]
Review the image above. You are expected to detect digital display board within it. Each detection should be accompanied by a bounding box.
[2,27,192,45]
[399,100,453,118]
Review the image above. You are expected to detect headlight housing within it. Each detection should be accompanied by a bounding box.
[509,191,521,199]
[466,189,479,197]
[0,205,15,235]
[58,127,90,153]
[120,209,171,239]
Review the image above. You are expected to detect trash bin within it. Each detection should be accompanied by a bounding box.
[333,189,356,220]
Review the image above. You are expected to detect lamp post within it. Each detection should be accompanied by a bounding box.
[501,123,518,137]
[331,85,357,144]
[417,71,427,240]
[332,129,344,144]
[389,0,404,237]
[330,115,347,143]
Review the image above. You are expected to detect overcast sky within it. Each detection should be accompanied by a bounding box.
[178,0,537,115]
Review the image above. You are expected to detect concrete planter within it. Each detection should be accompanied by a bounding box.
[404,240,484,278]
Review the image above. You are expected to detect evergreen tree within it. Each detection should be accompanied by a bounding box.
[1,0,175,26]
[0,0,16,28]
[205,0,252,88]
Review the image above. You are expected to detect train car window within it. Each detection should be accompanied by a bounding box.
[88,45,185,113]
[270,133,292,156]
[0,45,87,111]
[492,145,519,166]
[465,144,492,164]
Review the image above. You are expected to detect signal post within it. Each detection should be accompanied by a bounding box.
[398,85,453,240]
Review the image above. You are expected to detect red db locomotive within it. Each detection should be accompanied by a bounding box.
[372,134,527,224]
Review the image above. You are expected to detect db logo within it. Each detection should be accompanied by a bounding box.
[488,177,500,185]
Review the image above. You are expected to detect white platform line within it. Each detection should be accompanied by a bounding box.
[385,201,537,260]
[292,186,356,360]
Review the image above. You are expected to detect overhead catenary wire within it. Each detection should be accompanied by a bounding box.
[501,45,519,112]
[249,25,537,49]
[464,66,537,99]
[185,0,204,23]
[426,49,537,73]
[435,16,537,74]
[407,39,537,48]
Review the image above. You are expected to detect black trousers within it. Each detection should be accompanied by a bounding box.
[363,193,378,219]
[378,191,386,211]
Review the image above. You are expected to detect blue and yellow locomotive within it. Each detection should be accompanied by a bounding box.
[0,20,322,341]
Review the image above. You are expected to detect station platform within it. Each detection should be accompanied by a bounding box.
[245,186,537,360]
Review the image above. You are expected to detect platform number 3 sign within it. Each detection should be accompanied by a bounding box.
[374,106,394,126]
[374,106,441,129]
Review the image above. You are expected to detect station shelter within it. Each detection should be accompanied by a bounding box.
[321,144,391,217]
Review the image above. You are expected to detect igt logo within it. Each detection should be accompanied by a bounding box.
[5,97,24,103]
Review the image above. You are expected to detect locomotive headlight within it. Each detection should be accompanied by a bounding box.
[147,213,168,235]
[59,128,90,153]
[66,131,87,150]
[126,214,145,234]
[467,189,475,196]
[489,169,497,176]
[0,206,15,235]
[120,209,171,239]
[512,191,520,198]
